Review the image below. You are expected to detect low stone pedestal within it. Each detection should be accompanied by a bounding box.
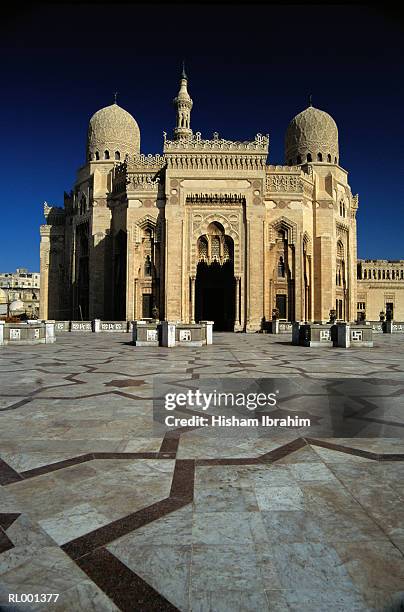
[0,321,56,346]
[132,321,159,346]
[176,323,205,346]
[349,324,374,347]
[298,323,333,348]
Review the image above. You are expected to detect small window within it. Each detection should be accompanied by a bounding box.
[317,152,322,162]
[327,154,331,163]
[334,157,337,164]
[115,151,120,160]
[104,150,110,160]
[144,256,152,277]
[95,151,100,160]
[278,257,285,278]
[307,153,312,162]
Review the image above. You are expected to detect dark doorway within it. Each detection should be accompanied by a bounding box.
[142,294,152,318]
[76,226,89,319]
[195,261,235,331]
[276,294,287,319]
[113,231,127,320]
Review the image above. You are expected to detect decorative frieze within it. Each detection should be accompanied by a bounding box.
[186,194,246,205]
[164,132,269,152]
[266,174,303,193]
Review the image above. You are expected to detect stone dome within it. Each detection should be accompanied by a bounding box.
[9,299,24,312]
[87,103,140,162]
[285,105,339,165]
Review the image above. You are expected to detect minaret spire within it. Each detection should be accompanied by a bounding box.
[173,63,193,140]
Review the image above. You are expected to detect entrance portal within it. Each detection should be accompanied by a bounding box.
[195,261,235,331]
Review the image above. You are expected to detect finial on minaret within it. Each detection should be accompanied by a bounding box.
[113,91,119,104]
[173,63,193,141]
[309,94,313,107]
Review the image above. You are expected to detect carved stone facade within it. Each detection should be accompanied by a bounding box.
[357,260,404,321]
[40,70,362,331]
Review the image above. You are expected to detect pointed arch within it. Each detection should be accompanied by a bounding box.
[269,217,298,245]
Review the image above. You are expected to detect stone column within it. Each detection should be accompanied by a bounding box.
[45,320,56,344]
[161,321,176,347]
[93,319,101,333]
[190,276,196,324]
[201,321,214,345]
[234,276,240,327]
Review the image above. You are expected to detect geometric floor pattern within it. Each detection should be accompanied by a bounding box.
[1,332,404,611]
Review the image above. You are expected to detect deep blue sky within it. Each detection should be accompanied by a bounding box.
[1,3,403,272]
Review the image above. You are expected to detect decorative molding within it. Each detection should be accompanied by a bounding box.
[266,174,303,193]
[164,132,269,152]
[269,216,298,245]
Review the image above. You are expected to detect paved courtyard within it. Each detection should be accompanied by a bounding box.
[1,332,404,611]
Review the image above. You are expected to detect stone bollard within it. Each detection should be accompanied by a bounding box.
[0,320,4,346]
[385,320,393,334]
[292,322,300,345]
[45,320,56,344]
[161,321,176,347]
[271,319,280,334]
[336,322,350,348]
[200,320,214,345]
[93,319,101,333]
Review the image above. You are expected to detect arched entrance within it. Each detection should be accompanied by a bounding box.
[194,222,236,331]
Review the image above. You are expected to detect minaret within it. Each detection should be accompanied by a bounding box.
[173,62,193,140]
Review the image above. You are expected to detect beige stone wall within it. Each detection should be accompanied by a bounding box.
[39,133,364,329]
[357,260,404,321]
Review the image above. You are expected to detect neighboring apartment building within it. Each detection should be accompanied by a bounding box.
[0,268,40,316]
[357,260,404,321]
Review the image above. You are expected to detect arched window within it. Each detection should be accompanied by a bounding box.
[327,154,331,163]
[334,157,337,164]
[104,150,110,160]
[307,153,312,162]
[278,256,285,278]
[95,151,100,160]
[115,151,120,160]
[297,155,302,164]
[198,236,208,261]
[317,152,322,162]
[378,270,381,279]
[364,270,367,279]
